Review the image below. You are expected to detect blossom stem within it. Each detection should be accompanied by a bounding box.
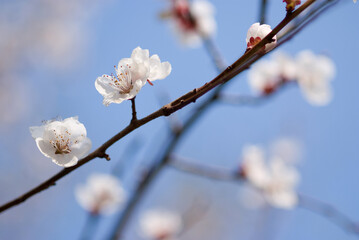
[130,97,138,124]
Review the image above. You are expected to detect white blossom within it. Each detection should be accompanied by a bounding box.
[248,52,296,94]
[75,173,126,215]
[139,209,182,240]
[169,0,216,47]
[95,47,171,106]
[295,50,335,106]
[29,117,92,167]
[241,145,300,209]
[354,0,357,3]
[248,59,281,95]
[246,23,277,52]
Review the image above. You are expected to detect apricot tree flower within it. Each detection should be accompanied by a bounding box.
[139,209,182,240]
[163,0,216,47]
[246,23,277,52]
[283,0,301,11]
[248,52,296,95]
[241,145,300,209]
[95,47,171,106]
[295,50,335,106]
[29,117,92,168]
[75,173,126,215]
[248,59,281,95]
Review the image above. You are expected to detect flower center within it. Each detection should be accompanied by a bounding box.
[109,65,133,94]
[247,37,262,49]
[50,129,72,155]
[173,0,197,31]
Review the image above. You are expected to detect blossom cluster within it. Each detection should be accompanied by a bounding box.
[30,47,171,167]
[248,50,336,106]
[240,144,300,209]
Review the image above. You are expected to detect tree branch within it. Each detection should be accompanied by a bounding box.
[0,0,326,215]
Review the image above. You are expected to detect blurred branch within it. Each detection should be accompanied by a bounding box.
[0,0,331,215]
[177,197,211,238]
[78,213,100,240]
[170,156,359,237]
[298,194,359,235]
[169,155,243,181]
[156,90,183,134]
[259,0,268,24]
[203,37,227,71]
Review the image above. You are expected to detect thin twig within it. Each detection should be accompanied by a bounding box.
[259,0,268,24]
[169,155,243,181]
[298,193,359,235]
[203,37,227,71]
[130,97,137,124]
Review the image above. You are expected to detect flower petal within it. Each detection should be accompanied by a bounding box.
[148,55,172,81]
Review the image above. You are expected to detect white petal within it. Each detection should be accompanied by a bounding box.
[246,23,261,43]
[148,55,172,81]
[265,190,298,209]
[36,138,55,159]
[131,47,150,64]
[71,137,92,159]
[53,155,79,168]
[95,75,117,96]
[29,125,45,139]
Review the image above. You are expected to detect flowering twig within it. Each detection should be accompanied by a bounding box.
[169,156,359,236]
[110,1,345,238]
[0,0,329,215]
